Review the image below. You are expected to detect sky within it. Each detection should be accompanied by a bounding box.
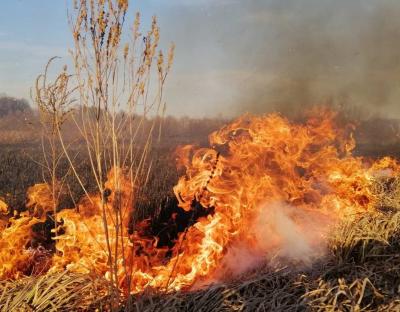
[1,0,400,118]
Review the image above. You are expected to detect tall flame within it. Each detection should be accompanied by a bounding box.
[0,111,399,294]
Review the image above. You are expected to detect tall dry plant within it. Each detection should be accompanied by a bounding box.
[32,57,76,219]
[32,0,174,304]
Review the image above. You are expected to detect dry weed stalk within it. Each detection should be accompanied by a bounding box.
[31,0,174,306]
[32,57,76,219]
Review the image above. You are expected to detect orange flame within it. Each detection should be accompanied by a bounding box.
[1,111,399,294]
[0,199,8,231]
[26,183,56,218]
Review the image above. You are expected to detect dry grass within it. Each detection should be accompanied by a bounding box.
[3,203,400,311]
[125,268,306,312]
[0,271,112,312]
[127,177,400,311]
[2,96,400,311]
[1,176,400,311]
[302,211,400,311]
[121,210,400,312]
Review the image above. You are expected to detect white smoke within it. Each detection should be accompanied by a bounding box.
[218,201,332,279]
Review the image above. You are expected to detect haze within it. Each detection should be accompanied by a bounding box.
[1,0,400,118]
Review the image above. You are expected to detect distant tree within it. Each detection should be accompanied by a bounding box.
[0,95,32,117]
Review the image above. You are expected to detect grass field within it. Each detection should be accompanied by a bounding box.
[3,0,400,310]
[2,110,400,311]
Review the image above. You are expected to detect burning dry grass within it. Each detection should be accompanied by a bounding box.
[3,112,400,310]
[6,0,400,309]
[2,188,400,311]
[127,207,400,311]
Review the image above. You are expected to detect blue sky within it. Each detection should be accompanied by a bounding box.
[0,0,240,116]
[1,1,400,117]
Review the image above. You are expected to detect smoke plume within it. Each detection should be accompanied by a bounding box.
[158,0,400,118]
[212,201,332,283]
[232,0,400,118]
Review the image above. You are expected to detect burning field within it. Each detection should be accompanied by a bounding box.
[2,110,400,311]
[3,0,400,311]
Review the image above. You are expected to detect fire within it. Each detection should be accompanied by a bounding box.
[26,183,56,218]
[0,111,399,294]
[0,199,8,231]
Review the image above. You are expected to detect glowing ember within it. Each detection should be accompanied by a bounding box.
[1,111,399,294]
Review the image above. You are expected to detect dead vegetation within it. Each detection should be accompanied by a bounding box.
[124,207,400,312]
[2,1,400,311]
[2,177,400,311]
[0,272,112,312]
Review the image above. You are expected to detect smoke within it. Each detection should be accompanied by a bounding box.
[231,0,400,118]
[155,0,400,118]
[256,202,331,265]
[213,202,332,282]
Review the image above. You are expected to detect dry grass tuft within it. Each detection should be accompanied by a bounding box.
[125,268,305,312]
[330,211,400,264]
[302,211,400,311]
[0,271,112,312]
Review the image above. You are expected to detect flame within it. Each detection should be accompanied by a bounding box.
[0,199,7,214]
[26,183,56,219]
[0,216,41,278]
[0,199,8,231]
[1,111,399,294]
